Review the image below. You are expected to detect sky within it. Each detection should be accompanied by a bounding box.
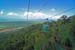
[0,0,75,21]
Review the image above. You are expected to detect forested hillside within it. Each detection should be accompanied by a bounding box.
[0,15,75,50]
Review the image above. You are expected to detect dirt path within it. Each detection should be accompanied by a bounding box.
[0,27,23,33]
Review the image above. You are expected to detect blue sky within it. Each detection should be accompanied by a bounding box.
[0,0,75,21]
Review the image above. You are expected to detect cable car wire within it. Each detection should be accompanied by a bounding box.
[50,8,75,18]
[27,0,31,20]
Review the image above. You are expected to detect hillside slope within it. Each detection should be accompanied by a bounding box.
[0,15,75,50]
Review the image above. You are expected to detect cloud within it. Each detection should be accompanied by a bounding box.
[51,16,61,20]
[23,12,48,19]
[24,12,33,16]
[7,12,18,16]
[6,11,60,19]
[4,11,61,20]
[0,10,3,15]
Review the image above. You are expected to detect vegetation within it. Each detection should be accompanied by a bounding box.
[0,15,75,50]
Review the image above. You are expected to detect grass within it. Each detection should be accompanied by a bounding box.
[0,25,8,29]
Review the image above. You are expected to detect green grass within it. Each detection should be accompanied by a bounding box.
[0,25,8,29]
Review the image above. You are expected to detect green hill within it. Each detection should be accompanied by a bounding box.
[0,15,75,50]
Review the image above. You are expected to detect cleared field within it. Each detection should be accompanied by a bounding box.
[0,25,8,29]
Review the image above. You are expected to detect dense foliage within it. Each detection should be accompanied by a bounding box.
[0,15,75,50]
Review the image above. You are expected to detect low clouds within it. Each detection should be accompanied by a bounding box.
[24,12,48,19]
[24,12,47,17]
[6,11,48,19]
[24,12,33,16]
[0,10,49,19]
[7,12,18,16]
[0,9,61,20]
